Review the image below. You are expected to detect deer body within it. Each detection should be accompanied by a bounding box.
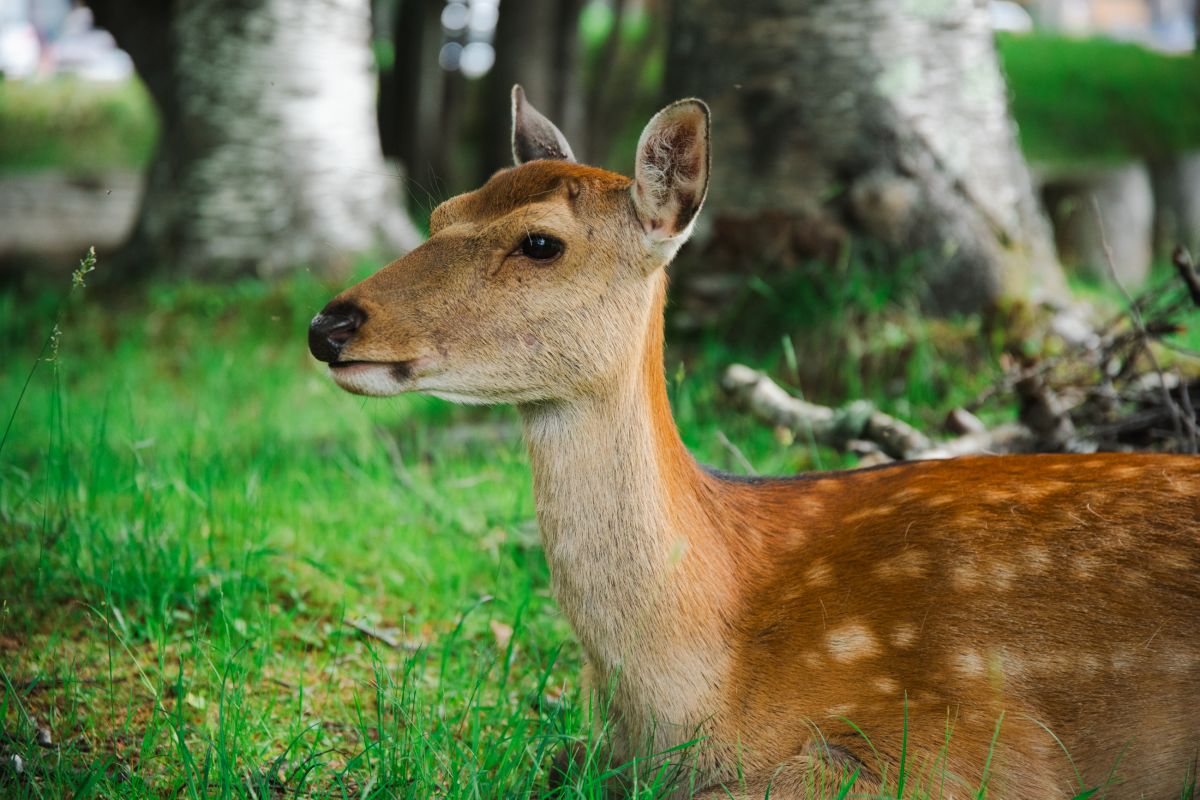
[310,87,1200,797]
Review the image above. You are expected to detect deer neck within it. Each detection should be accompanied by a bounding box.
[518,276,734,712]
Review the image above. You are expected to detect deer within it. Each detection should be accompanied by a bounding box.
[308,86,1200,798]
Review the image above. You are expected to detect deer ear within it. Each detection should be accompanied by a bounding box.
[632,98,710,242]
[511,84,576,165]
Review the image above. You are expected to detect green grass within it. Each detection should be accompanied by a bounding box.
[0,78,158,174]
[0,253,1018,796]
[999,33,1200,168]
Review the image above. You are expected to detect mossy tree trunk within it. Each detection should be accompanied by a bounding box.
[667,0,1067,313]
[89,0,421,278]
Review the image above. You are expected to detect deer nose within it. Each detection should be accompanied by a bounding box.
[308,302,365,363]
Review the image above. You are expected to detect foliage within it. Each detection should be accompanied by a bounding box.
[998,33,1200,168]
[679,248,1011,429]
[0,78,157,174]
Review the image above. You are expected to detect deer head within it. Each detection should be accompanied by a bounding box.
[308,85,709,405]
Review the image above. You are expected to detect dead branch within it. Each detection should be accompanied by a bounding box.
[345,619,401,649]
[723,244,1200,461]
[721,365,1035,460]
[1173,245,1200,308]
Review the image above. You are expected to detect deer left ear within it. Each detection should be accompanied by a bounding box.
[511,84,576,165]
[632,98,710,243]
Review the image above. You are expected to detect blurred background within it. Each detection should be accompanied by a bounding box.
[0,0,1197,303]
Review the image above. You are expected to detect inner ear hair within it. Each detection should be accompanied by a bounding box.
[632,99,710,241]
[511,84,576,165]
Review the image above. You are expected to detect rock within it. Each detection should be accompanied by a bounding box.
[35,727,52,748]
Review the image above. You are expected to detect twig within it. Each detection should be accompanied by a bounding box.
[1172,246,1200,308]
[1091,197,1189,445]
[344,619,401,649]
[715,430,757,476]
[722,365,1032,460]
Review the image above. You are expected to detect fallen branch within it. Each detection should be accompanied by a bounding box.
[723,245,1200,460]
[345,619,402,649]
[721,365,1036,460]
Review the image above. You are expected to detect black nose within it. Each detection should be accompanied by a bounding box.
[308,302,365,363]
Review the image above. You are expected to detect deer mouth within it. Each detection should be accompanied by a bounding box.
[328,360,416,396]
[330,360,413,378]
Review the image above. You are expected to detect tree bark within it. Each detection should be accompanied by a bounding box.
[89,0,421,278]
[482,0,566,180]
[386,0,447,188]
[551,0,588,151]
[667,0,1067,313]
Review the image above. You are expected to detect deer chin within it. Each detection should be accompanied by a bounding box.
[328,360,417,397]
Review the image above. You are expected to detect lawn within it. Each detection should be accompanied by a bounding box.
[998,33,1200,168]
[6,256,958,797]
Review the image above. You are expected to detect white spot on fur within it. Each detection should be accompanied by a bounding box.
[844,506,892,524]
[826,621,881,663]
[1110,651,1138,672]
[892,487,923,502]
[1071,554,1101,581]
[804,559,834,589]
[825,703,856,718]
[981,489,1015,504]
[950,562,981,592]
[874,677,898,695]
[890,624,919,649]
[893,549,929,580]
[1023,545,1051,575]
[956,650,985,677]
[992,561,1015,591]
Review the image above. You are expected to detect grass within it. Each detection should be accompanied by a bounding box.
[998,33,1200,168]
[0,249,1026,796]
[0,78,158,175]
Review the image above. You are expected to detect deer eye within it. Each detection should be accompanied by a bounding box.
[518,233,564,262]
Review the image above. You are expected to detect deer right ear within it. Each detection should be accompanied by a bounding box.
[511,85,576,165]
[632,98,710,244]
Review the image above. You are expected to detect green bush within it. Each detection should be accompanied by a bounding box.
[0,77,157,174]
[999,33,1200,167]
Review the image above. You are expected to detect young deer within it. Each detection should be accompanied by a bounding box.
[309,87,1200,798]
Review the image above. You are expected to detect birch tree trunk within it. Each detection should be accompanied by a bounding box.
[90,0,422,278]
[667,0,1068,313]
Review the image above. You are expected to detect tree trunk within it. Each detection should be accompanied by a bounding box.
[551,0,588,151]
[387,0,447,190]
[482,0,561,180]
[1152,152,1200,259]
[90,0,421,278]
[667,0,1067,313]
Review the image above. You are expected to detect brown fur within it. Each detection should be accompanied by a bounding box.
[315,98,1200,798]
